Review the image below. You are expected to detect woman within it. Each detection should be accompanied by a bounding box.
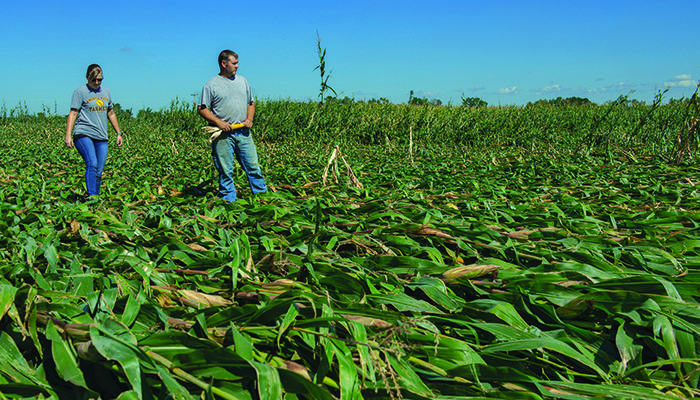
[64,64,124,197]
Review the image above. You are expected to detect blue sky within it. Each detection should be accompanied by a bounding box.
[1,0,698,114]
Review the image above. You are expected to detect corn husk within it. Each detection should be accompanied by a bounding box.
[201,123,245,143]
[442,264,500,282]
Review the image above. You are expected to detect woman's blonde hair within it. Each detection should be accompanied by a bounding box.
[86,64,102,81]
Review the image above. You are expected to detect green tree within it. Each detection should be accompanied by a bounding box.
[367,97,390,104]
[461,95,488,108]
[113,103,133,119]
[527,96,594,107]
[561,96,594,106]
[408,90,431,106]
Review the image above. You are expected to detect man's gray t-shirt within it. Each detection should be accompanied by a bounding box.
[71,85,112,141]
[199,75,253,124]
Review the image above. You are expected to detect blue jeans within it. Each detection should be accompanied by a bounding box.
[211,128,267,201]
[74,136,108,196]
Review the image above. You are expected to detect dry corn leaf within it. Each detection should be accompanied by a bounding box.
[187,243,208,252]
[69,219,80,234]
[179,289,233,307]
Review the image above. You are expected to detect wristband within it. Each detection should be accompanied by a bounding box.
[117,132,123,136]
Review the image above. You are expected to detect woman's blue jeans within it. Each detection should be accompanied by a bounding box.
[74,136,108,196]
[211,128,267,202]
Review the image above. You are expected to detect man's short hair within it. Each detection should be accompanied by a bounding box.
[218,50,239,68]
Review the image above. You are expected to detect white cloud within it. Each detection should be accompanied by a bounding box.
[665,79,696,87]
[498,86,519,94]
[541,84,561,92]
[663,74,697,88]
[670,80,696,87]
[596,82,636,92]
[419,91,439,98]
[120,46,132,51]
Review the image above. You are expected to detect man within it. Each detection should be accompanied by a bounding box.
[197,50,267,201]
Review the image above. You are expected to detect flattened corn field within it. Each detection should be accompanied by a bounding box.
[2,98,700,399]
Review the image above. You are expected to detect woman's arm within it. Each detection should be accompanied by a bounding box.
[65,109,78,148]
[107,108,123,147]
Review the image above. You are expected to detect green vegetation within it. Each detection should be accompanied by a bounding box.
[314,31,337,104]
[460,95,488,108]
[1,96,700,399]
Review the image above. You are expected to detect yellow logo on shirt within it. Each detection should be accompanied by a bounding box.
[87,96,109,112]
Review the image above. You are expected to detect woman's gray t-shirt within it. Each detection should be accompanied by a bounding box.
[70,85,112,141]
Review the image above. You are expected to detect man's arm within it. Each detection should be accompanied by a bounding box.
[197,105,234,131]
[242,101,255,128]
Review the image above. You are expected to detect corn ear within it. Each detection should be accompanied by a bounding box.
[257,279,296,293]
[201,123,246,143]
[343,314,393,329]
[442,264,500,282]
[63,323,92,340]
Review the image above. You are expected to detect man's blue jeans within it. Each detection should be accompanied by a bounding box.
[211,128,267,201]
[74,136,108,196]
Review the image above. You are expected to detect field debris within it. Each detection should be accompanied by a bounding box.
[322,145,364,188]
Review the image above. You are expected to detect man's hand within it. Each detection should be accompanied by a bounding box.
[217,120,234,131]
[199,105,235,131]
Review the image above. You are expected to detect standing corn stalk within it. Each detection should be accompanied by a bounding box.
[409,125,415,167]
[672,117,699,164]
[314,30,337,104]
[671,82,700,164]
